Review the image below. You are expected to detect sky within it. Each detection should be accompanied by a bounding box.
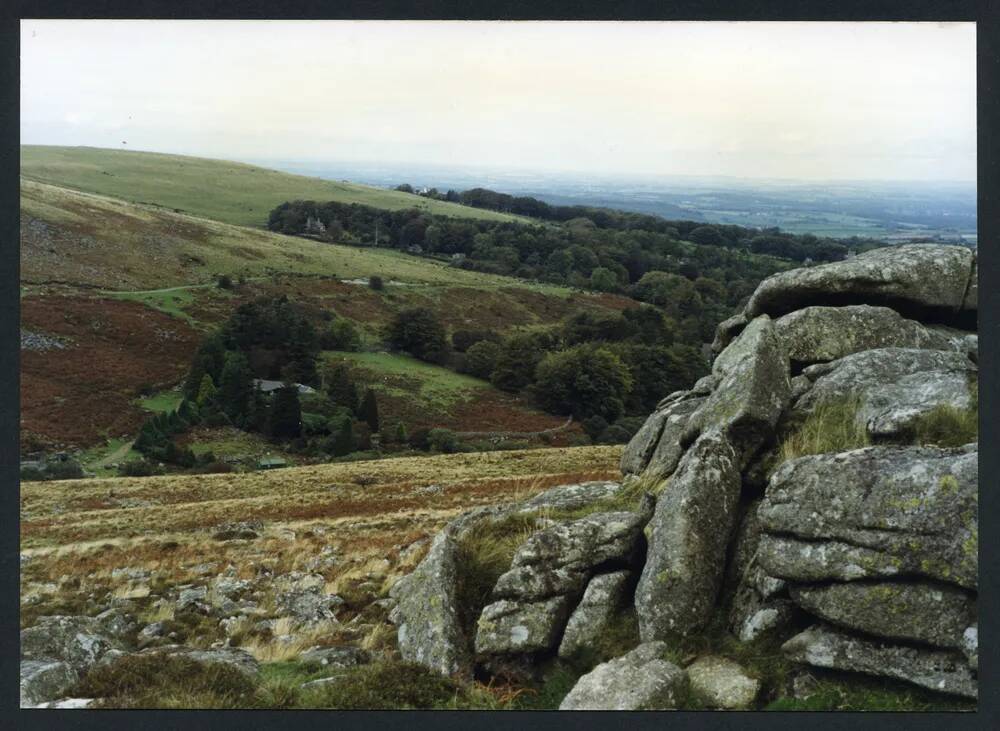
[20,20,977,182]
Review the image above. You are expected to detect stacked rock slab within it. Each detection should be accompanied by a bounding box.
[634,314,790,640]
[387,244,978,703]
[476,509,648,656]
[759,444,978,697]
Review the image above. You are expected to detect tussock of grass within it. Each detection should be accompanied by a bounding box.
[765,672,976,712]
[72,654,258,709]
[298,662,465,709]
[778,397,869,465]
[911,384,978,448]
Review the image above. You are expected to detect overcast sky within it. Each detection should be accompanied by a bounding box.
[21,20,976,182]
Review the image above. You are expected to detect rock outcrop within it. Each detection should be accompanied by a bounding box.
[386,243,979,706]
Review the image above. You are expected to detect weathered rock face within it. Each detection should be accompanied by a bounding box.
[744,244,976,323]
[860,370,975,439]
[558,571,631,659]
[477,510,647,655]
[687,655,761,709]
[559,642,688,710]
[789,581,975,650]
[773,305,968,367]
[725,502,796,642]
[795,347,976,413]
[388,531,471,677]
[684,316,790,464]
[623,396,705,481]
[21,615,126,674]
[20,659,78,708]
[782,624,977,700]
[516,480,623,514]
[475,596,571,655]
[636,428,742,639]
[757,445,977,590]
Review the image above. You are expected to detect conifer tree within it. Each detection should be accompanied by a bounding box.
[360,388,380,433]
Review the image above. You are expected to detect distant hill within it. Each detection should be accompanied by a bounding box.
[20,145,524,228]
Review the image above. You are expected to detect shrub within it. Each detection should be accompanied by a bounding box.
[368,275,384,291]
[427,428,458,453]
[71,654,257,709]
[463,340,501,380]
[217,274,234,290]
[532,344,633,422]
[302,662,462,709]
[118,459,165,477]
[19,466,46,481]
[386,307,448,363]
[451,329,497,353]
[409,427,431,451]
[43,459,85,480]
[321,318,362,351]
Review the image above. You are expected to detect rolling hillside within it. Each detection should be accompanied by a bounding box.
[20,145,524,228]
[20,179,552,291]
[19,178,625,451]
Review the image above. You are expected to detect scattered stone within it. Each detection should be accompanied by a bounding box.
[686,655,760,709]
[300,675,347,690]
[558,571,631,659]
[782,624,977,700]
[299,645,370,668]
[137,645,260,677]
[176,585,208,611]
[276,590,343,624]
[516,480,623,514]
[212,520,263,541]
[21,615,125,674]
[559,642,688,710]
[34,697,94,709]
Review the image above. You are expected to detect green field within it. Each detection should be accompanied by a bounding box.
[330,351,489,409]
[21,145,524,228]
[137,390,185,414]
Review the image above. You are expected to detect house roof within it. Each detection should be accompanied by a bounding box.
[253,379,316,395]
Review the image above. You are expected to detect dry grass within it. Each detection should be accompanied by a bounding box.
[20,446,621,646]
[778,397,870,465]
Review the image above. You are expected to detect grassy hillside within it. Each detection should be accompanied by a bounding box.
[328,351,581,437]
[20,180,623,450]
[21,145,524,227]
[20,179,560,291]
